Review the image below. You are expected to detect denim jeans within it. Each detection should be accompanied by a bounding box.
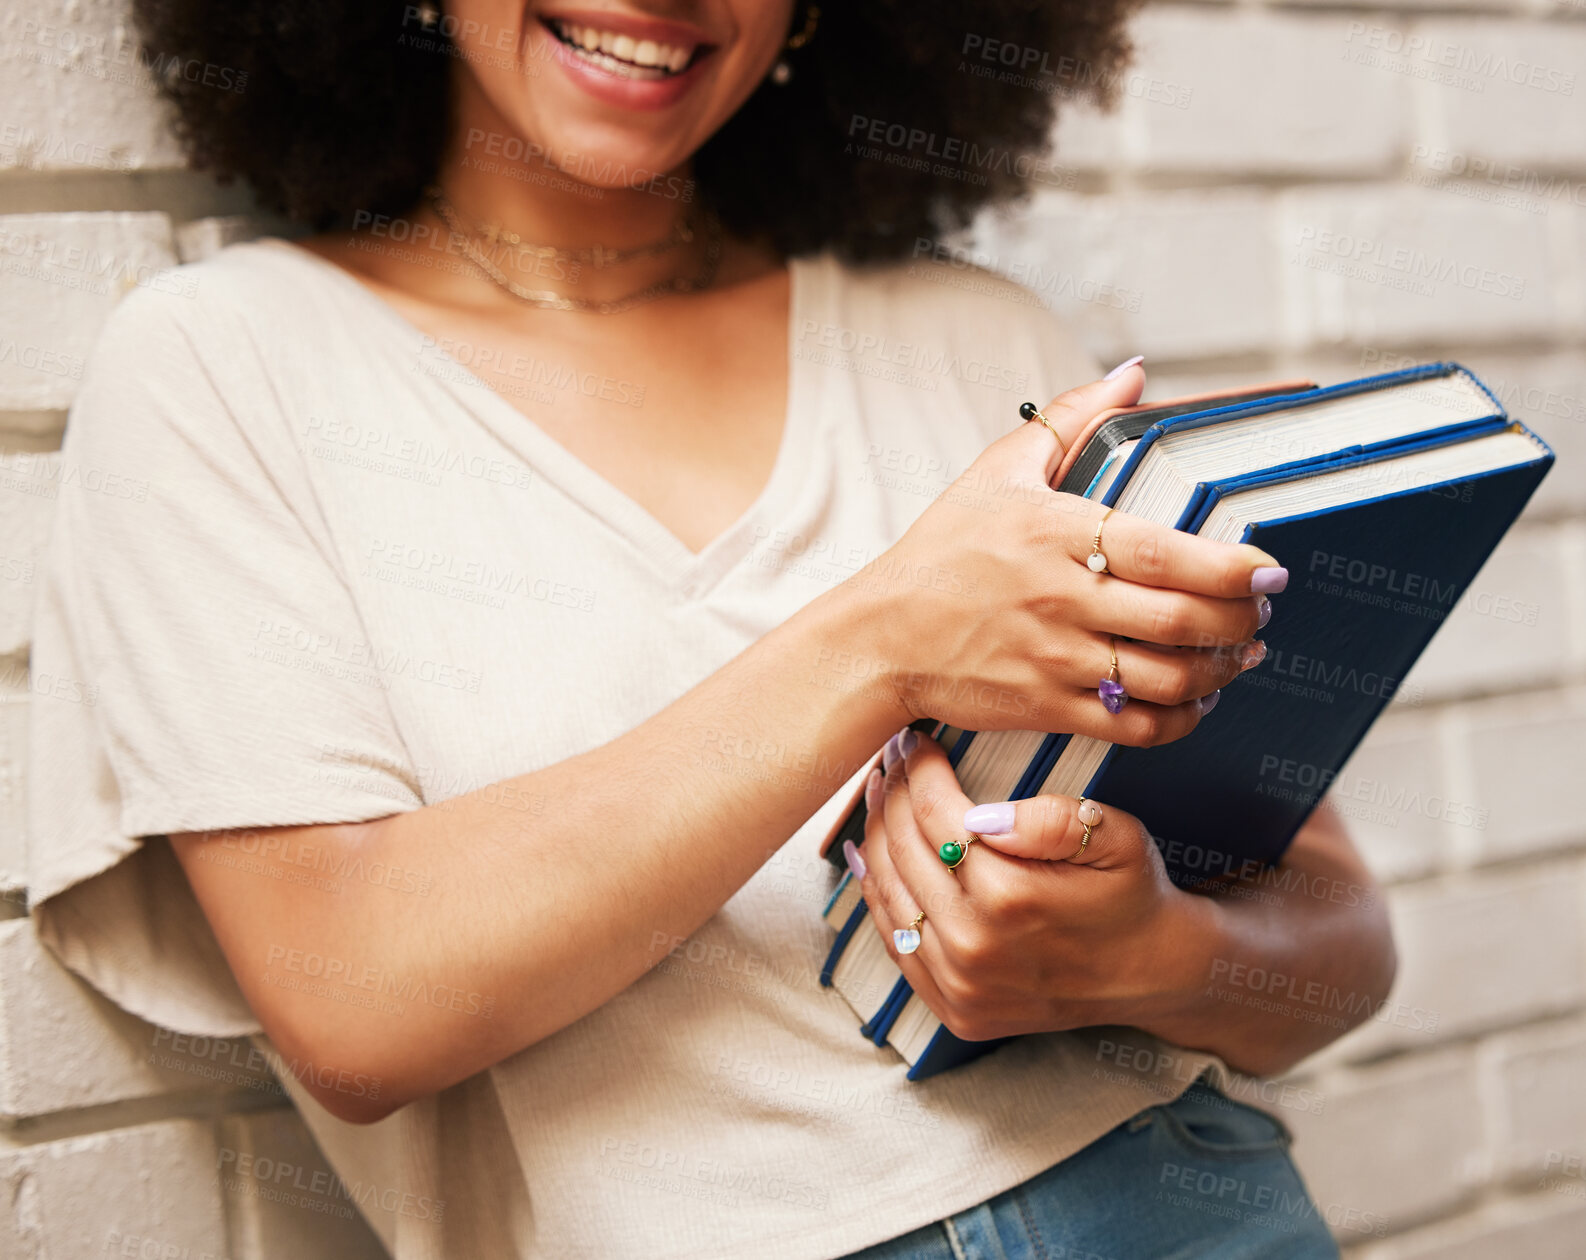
[843,1081,1339,1260]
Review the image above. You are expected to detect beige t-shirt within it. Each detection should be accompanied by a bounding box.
[28,239,1222,1260]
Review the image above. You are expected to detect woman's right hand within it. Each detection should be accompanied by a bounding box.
[855,362,1285,747]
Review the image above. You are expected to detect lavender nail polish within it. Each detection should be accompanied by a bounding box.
[1199,689,1222,716]
[898,729,919,759]
[1241,641,1268,671]
[1257,595,1272,629]
[881,733,902,773]
[864,767,883,812]
[964,801,1016,835]
[1104,354,1145,381]
[1252,566,1289,595]
[843,839,868,881]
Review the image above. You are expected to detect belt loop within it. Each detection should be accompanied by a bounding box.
[942,1215,971,1260]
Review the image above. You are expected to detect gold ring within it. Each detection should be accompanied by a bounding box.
[894,910,926,955]
[939,834,979,869]
[1018,401,1065,452]
[1098,638,1128,714]
[1088,507,1116,574]
[1076,798,1104,855]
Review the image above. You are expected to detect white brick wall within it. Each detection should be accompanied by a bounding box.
[0,0,389,1253]
[0,0,1581,1255]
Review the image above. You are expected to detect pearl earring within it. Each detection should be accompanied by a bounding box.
[771,4,819,86]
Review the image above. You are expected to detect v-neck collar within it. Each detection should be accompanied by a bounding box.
[256,237,823,598]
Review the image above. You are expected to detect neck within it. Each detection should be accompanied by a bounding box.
[425,82,702,306]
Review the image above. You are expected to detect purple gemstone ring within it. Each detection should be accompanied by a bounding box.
[1099,639,1128,714]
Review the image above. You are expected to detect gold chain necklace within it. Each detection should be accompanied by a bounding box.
[425,186,722,316]
[477,211,693,269]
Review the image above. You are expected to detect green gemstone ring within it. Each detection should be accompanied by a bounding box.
[938,835,977,869]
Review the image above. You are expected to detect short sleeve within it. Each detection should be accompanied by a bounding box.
[28,275,423,1036]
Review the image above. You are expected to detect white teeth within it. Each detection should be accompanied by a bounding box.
[550,20,697,74]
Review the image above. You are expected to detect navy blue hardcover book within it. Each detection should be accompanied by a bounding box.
[818,363,1553,1080]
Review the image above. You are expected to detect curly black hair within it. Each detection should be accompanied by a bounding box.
[131,0,1138,262]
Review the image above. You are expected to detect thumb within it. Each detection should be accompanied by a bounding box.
[963,794,1136,869]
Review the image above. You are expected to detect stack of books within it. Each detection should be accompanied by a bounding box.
[817,362,1554,1079]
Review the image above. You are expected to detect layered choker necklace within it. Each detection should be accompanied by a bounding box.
[424,185,722,316]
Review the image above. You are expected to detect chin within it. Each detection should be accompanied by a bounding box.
[450,2,781,192]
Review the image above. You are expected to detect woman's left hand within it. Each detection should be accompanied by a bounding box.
[849,728,1397,1077]
[852,728,1207,1043]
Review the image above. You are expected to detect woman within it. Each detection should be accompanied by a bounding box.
[29,1,1393,1257]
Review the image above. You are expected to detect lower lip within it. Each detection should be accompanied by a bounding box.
[542,26,711,111]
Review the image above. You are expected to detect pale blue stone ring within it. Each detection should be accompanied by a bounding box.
[894,910,926,955]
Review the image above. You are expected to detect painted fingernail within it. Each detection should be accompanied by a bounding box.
[1104,354,1145,381]
[898,728,919,759]
[963,801,1016,835]
[1251,566,1289,594]
[1257,595,1272,629]
[1198,689,1222,716]
[864,767,883,812]
[881,732,903,772]
[1241,641,1268,671]
[843,839,868,881]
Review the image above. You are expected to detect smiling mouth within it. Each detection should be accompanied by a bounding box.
[542,17,711,80]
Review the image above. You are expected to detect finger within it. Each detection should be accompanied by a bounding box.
[1099,635,1264,706]
[1093,581,1266,648]
[857,779,958,1015]
[1065,504,1287,600]
[963,793,1143,869]
[893,734,1035,908]
[1001,362,1148,485]
[885,734,983,912]
[1027,688,1212,750]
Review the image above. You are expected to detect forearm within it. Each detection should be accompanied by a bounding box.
[1123,807,1397,1077]
[176,581,906,1117]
